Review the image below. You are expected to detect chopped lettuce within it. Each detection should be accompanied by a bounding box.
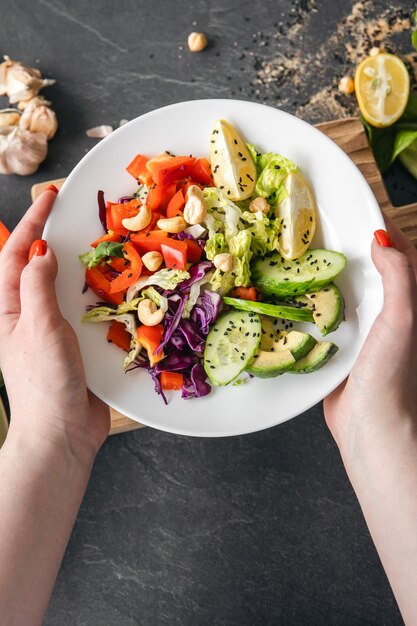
[202,186,281,292]
[202,188,242,238]
[140,286,168,313]
[205,233,226,261]
[79,242,124,269]
[227,229,252,286]
[127,268,190,301]
[182,270,214,318]
[241,210,281,256]
[82,308,140,368]
[210,269,235,295]
[246,144,298,202]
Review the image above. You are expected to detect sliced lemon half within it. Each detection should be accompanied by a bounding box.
[277,172,317,260]
[210,119,256,201]
[355,53,409,128]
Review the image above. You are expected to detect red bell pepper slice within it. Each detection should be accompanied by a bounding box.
[112,200,140,229]
[147,183,177,212]
[229,287,258,301]
[184,239,203,263]
[160,371,184,391]
[131,229,169,254]
[166,189,185,217]
[85,266,125,305]
[189,158,214,186]
[137,324,165,367]
[90,232,124,248]
[147,156,196,186]
[161,239,187,271]
[107,256,128,273]
[126,154,154,186]
[109,242,143,293]
[107,320,131,352]
[0,221,11,251]
[180,179,204,195]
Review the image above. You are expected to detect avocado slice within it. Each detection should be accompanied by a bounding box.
[259,316,316,359]
[289,341,338,373]
[247,348,296,378]
[289,283,344,336]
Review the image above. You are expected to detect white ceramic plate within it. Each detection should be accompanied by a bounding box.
[44,99,384,437]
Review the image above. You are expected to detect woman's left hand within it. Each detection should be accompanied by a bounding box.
[0,188,110,463]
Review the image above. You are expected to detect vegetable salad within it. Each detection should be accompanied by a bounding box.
[80,120,346,402]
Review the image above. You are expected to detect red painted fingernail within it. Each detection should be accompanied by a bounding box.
[28,239,47,261]
[46,184,59,194]
[374,229,393,248]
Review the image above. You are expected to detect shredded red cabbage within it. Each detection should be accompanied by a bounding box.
[118,195,134,204]
[179,261,213,292]
[177,319,206,353]
[155,293,188,354]
[97,190,107,232]
[191,290,222,334]
[182,363,211,399]
[154,351,197,373]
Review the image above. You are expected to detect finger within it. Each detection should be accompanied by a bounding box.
[384,215,417,278]
[19,244,62,323]
[0,189,58,318]
[371,237,417,320]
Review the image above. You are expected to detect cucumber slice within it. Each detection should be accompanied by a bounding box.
[289,341,339,373]
[247,348,295,378]
[250,249,346,298]
[204,310,262,386]
[290,283,345,336]
[223,297,314,323]
[259,316,316,359]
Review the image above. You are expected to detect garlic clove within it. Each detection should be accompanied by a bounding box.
[86,125,114,138]
[0,59,9,96]
[17,94,51,111]
[0,108,21,127]
[1,56,55,105]
[19,99,58,140]
[0,126,48,176]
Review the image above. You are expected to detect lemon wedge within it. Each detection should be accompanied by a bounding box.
[210,119,256,201]
[276,172,317,260]
[355,53,410,128]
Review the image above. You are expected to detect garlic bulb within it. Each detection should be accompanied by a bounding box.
[0,126,48,175]
[0,56,55,106]
[0,108,21,127]
[19,98,57,139]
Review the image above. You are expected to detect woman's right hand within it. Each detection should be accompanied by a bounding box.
[324,219,417,453]
[324,219,417,625]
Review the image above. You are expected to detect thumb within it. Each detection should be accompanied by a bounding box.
[19,241,63,323]
[371,237,417,318]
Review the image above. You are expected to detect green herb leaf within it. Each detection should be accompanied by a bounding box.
[392,129,417,163]
[362,116,396,172]
[413,10,417,51]
[79,241,124,269]
[401,92,417,122]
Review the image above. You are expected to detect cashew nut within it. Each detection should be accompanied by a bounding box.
[183,185,207,225]
[122,203,152,231]
[214,253,233,272]
[249,197,270,214]
[157,215,187,233]
[138,299,165,326]
[142,251,163,272]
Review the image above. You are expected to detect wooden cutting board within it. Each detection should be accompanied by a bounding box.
[30,117,417,436]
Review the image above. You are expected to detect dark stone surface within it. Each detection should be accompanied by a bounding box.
[1,0,415,624]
